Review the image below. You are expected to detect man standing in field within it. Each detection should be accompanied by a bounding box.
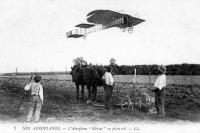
[102,66,114,110]
[154,65,167,118]
[24,75,43,122]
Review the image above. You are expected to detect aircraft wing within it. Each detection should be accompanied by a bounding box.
[75,23,95,28]
[87,10,123,25]
[67,34,85,38]
[87,10,104,17]
[67,23,94,38]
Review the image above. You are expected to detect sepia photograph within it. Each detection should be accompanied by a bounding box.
[0,0,200,132]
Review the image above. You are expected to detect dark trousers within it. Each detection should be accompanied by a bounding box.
[154,88,165,117]
[104,85,113,110]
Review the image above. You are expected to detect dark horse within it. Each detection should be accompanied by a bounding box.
[70,64,106,102]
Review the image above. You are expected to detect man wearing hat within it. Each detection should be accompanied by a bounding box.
[153,65,167,118]
[102,66,114,110]
[24,75,43,122]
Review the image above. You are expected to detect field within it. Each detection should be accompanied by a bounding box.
[0,74,200,123]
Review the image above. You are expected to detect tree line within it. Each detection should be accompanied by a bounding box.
[72,57,200,75]
[108,64,200,75]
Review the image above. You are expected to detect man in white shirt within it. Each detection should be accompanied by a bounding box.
[154,65,167,118]
[24,75,43,122]
[102,66,114,110]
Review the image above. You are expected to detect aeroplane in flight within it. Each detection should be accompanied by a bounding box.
[66,10,145,38]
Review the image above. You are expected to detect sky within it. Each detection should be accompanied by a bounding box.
[0,0,200,73]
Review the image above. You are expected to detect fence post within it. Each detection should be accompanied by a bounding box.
[134,68,136,84]
[16,67,18,75]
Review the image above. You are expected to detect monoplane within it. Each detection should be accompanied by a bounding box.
[66,10,145,38]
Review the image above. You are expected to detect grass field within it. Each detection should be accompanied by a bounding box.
[2,74,200,85]
[0,74,200,123]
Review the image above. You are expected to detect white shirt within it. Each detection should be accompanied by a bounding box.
[24,82,44,104]
[154,74,166,90]
[102,72,114,86]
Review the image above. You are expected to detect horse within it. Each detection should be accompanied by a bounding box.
[70,64,106,102]
[70,64,89,101]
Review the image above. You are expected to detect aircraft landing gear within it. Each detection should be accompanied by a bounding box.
[82,35,86,39]
[120,27,133,33]
[120,28,126,32]
[128,27,133,33]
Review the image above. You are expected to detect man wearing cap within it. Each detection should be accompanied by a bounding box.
[24,75,43,122]
[102,66,114,110]
[154,65,167,118]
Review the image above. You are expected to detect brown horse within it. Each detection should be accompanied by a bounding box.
[70,64,106,102]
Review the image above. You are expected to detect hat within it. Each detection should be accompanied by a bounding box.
[34,75,42,82]
[158,65,166,73]
[107,66,112,72]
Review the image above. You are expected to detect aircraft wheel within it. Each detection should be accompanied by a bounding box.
[83,36,86,39]
[120,28,126,32]
[128,27,133,33]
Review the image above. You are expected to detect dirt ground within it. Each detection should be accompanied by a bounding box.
[0,76,200,123]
